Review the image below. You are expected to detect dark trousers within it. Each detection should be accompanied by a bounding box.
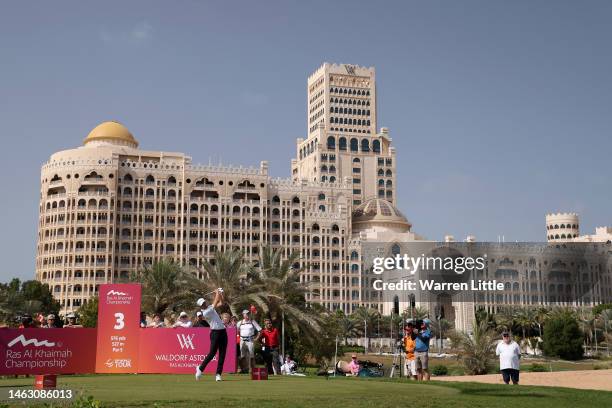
[263,346,281,375]
[501,368,519,384]
[199,328,228,375]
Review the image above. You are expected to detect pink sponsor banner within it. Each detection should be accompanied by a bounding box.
[0,328,97,375]
[138,327,237,374]
[95,283,141,373]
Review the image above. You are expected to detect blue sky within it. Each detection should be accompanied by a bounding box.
[1,1,611,280]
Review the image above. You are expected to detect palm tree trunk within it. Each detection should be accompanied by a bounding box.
[281,310,285,358]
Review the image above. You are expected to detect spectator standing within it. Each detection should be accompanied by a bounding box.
[148,314,165,328]
[414,319,431,380]
[173,311,193,328]
[41,314,57,328]
[496,331,521,385]
[237,310,261,373]
[257,318,281,375]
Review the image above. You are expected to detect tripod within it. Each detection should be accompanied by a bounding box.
[389,343,403,378]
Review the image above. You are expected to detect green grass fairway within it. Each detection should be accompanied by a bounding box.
[1,374,611,408]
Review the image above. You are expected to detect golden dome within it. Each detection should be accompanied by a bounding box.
[83,121,138,147]
[352,198,411,232]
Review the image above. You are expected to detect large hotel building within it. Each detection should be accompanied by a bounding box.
[36,63,611,332]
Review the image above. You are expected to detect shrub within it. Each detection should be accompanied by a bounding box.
[449,320,496,375]
[593,363,611,370]
[432,365,449,376]
[542,312,583,360]
[527,363,547,372]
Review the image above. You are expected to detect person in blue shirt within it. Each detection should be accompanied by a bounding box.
[413,319,431,380]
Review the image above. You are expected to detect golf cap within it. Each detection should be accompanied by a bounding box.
[242,309,250,315]
[67,313,75,318]
[179,311,188,318]
[196,311,203,317]
[502,331,510,336]
[196,298,205,307]
[47,314,55,320]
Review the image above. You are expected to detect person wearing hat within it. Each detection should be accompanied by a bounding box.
[237,309,261,373]
[42,314,57,328]
[403,321,417,379]
[173,311,193,328]
[414,318,431,380]
[496,331,521,385]
[64,313,82,328]
[348,353,360,376]
[195,288,227,382]
[193,311,210,328]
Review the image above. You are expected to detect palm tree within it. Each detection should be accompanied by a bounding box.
[197,249,258,316]
[131,259,199,317]
[534,307,550,339]
[514,307,536,343]
[449,320,497,375]
[494,308,515,333]
[352,307,380,352]
[336,313,360,345]
[577,308,596,352]
[253,246,323,354]
[403,305,429,320]
[597,309,612,344]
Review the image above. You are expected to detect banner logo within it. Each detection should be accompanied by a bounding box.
[7,334,55,348]
[176,334,195,350]
[107,290,127,296]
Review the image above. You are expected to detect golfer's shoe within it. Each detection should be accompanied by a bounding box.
[195,366,203,381]
[215,374,222,382]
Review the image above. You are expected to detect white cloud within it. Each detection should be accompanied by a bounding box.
[98,22,152,45]
[131,22,152,43]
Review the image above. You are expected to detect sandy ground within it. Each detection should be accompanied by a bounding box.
[435,369,612,391]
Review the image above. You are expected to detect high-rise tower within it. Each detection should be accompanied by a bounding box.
[292,63,397,206]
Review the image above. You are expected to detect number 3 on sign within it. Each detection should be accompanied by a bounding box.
[114,312,125,329]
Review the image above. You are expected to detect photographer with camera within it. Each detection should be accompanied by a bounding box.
[413,318,431,381]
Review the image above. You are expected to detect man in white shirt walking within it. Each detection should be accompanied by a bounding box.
[195,288,227,382]
[237,309,261,373]
[495,331,521,385]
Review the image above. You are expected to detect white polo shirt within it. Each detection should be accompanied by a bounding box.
[496,340,520,370]
[201,305,225,330]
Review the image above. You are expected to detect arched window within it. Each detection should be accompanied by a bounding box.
[329,176,336,182]
[318,193,326,200]
[350,138,358,152]
[385,170,392,177]
[319,205,325,212]
[361,139,369,152]
[327,136,335,150]
[339,137,347,150]
[372,140,381,153]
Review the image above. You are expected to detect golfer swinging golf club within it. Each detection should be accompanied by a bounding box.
[195,288,227,382]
